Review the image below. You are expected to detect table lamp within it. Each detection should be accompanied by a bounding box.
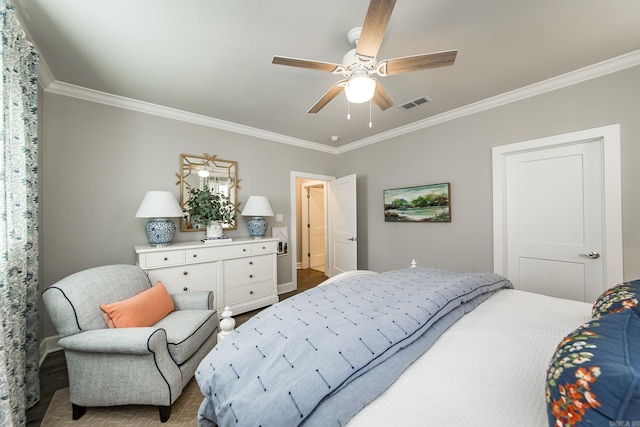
[135,191,184,246]
[241,196,274,239]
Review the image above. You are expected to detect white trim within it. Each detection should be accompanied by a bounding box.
[45,81,337,154]
[40,49,640,154]
[339,50,640,153]
[277,281,295,294]
[492,123,623,288]
[39,334,62,366]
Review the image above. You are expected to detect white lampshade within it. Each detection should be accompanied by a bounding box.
[241,196,274,217]
[135,191,184,218]
[344,74,376,104]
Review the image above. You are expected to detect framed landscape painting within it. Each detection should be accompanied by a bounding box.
[384,183,451,222]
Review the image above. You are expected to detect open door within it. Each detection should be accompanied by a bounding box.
[289,172,357,293]
[328,174,357,277]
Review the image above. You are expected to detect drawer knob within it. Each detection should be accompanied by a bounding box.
[243,248,247,252]
[249,290,254,295]
[163,257,168,261]
[249,274,253,278]
[183,271,188,276]
[193,254,197,258]
[262,246,266,250]
[249,261,253,265]
[183,287,188,292]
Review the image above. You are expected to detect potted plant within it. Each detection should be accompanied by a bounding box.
[187,188,235,239]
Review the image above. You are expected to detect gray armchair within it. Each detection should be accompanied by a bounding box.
[42,264,218,422]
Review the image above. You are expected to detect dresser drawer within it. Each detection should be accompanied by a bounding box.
[224,254,273,273]
[185,244,253,262]
[225,266,272,288]
[224,280,273,306]
[141,250,186,268]
[162,278,217,295]
[147,262,217,284]
[251,241,277,254]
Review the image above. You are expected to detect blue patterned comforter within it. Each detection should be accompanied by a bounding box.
[195,267,512,426]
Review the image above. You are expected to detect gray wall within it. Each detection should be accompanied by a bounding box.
[40,93,335,337]
[336,65,640,277]
[40,65,640,340]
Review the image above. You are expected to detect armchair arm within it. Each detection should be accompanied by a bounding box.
[60,327,183,408]
[58,327,168,355]
[170,290,214,310]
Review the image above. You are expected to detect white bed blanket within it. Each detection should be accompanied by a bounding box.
[348,289,592,427]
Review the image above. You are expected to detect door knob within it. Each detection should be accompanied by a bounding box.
[579,251,600,259]
[348,237,357,242]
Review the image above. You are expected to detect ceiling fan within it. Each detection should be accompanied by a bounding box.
[272,0,457,114]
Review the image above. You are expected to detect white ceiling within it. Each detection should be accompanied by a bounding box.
[13,0,640,148]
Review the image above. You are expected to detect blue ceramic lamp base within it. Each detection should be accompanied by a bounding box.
[247,216,268,239]
[145,218,176,246]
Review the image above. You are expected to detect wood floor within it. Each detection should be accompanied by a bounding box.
[26,268,327,426]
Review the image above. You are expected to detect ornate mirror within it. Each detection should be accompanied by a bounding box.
[176,153,239,232]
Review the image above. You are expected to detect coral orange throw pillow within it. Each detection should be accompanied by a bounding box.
[100,281,175,328]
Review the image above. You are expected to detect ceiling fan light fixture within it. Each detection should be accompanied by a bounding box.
[345,74,376,104]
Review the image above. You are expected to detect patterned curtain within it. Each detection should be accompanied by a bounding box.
[0,0,40,425]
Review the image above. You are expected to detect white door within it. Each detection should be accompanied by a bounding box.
[493,125,623,302]
[308,186,326,272]
[328,174,358,277]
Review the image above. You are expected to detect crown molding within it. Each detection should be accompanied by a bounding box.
[41,49,640,156]
[44,81,337,154]
[337,49,640,153]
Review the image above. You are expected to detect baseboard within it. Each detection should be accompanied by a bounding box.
[296,262,302,269]
[39,335,61,366]
[277,281,295,294]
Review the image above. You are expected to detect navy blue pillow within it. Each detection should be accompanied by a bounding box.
[546,309,640,426]
[592,279,640,319]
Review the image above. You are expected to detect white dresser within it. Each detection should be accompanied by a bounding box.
[134,238,279,315]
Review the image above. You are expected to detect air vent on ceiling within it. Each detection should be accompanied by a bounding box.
[398,96,432,110]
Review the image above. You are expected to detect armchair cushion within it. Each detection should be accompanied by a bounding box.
[100,281,174,328]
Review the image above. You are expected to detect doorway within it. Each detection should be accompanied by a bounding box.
[289,171,358,292]
[301,182,326,273]
[289,172,334,293]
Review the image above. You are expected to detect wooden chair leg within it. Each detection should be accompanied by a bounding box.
[72,403,86,420]
[159,405,171,423]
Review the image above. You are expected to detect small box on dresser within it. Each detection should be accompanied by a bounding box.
[135,237,279,316]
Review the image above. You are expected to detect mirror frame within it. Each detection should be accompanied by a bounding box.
[176,153,239,232]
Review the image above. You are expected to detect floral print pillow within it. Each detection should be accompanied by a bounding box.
[546,309,640,426]
[591,280,640,320]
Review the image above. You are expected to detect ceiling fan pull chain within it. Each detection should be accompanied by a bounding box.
[369,100,373,128]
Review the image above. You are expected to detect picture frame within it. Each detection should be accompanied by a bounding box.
[384,183,451,222]
[271,226,288,255]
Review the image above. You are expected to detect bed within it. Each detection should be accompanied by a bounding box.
[195,264,640,426]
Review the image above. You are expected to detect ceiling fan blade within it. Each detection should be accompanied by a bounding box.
[272,56,341,73]
[356,0,396,61]
[308,80,347,114]
[372,80,393,111]
[380,50,457,76]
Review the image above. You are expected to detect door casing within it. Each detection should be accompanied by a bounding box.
[492,124,623,299]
